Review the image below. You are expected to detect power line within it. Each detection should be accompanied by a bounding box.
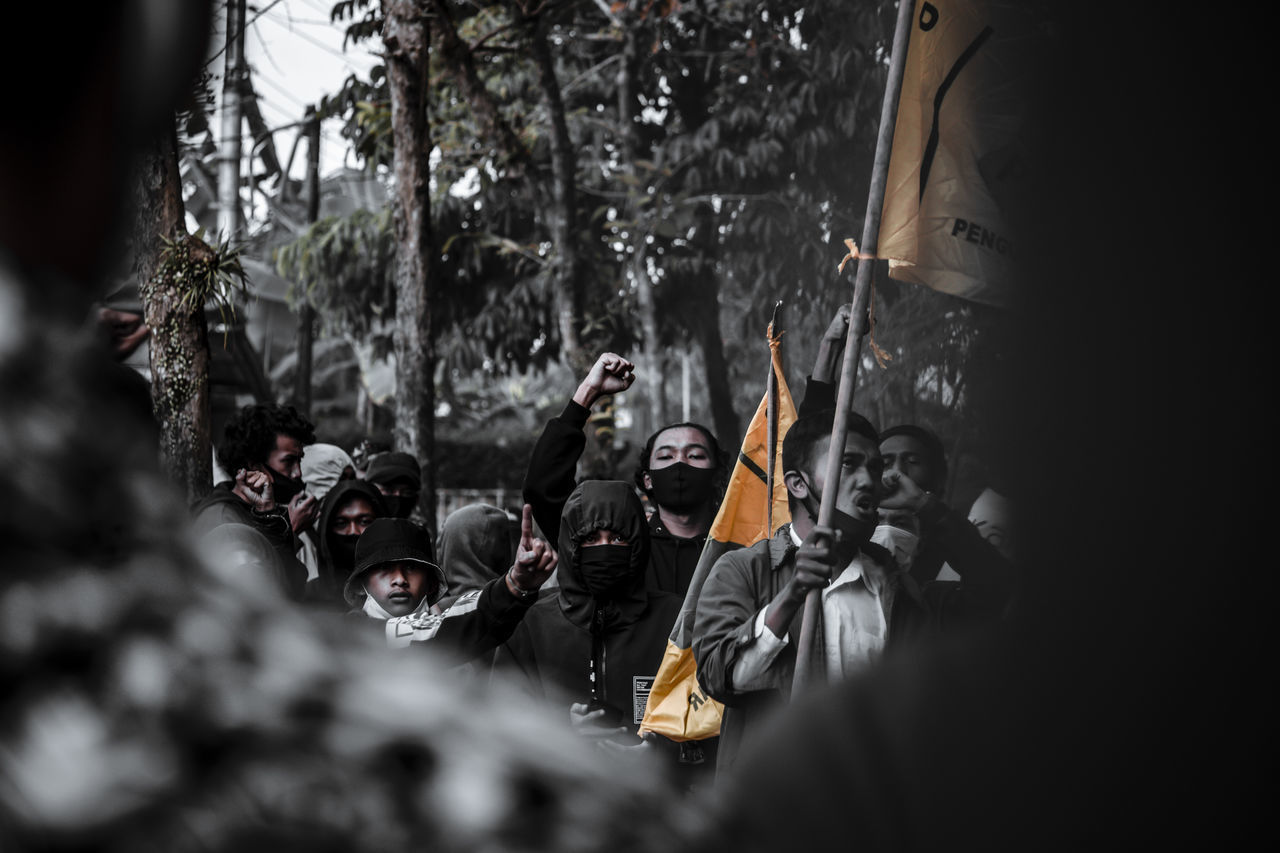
[256,7,375,73]
[205,0,288,69]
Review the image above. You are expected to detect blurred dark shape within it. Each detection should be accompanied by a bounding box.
[196,521,290,596]
[683,5,1261,851]
[0,2,698,850]
[436,503,520,609]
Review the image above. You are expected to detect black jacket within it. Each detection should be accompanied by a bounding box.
[523,400,709,597]
[349,575,538,664]
[496,481,681,736]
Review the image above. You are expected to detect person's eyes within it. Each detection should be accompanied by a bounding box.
[610,534,628,545]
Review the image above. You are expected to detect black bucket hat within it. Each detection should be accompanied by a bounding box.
[343,517,446,607]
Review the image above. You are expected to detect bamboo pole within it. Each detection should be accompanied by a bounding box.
[217,0,246,241]
[294,108,320,415]
[792,0,916,698]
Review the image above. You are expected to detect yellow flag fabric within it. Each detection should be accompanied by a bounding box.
[638,327,796,741]
[879,0,1038,307]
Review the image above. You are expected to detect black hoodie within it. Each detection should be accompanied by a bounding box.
[494,481,681,737]
[305,479,388,607]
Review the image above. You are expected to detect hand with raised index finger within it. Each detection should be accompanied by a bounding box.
[508,503,558,595]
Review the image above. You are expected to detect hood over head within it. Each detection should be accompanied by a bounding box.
[438,503,517,607]
[301,443,354,501]
[557,480,650,628]
[316,479,387,582]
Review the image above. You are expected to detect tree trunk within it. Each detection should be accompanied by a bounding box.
[690,207,739,443]
[530,15,618,478]
[135,126,213,503]
[293,110,320,415]
[616,12,665,432]
[695,290,740,445]
[529,19,584,373]
[428,0,536,176]
[383,0,437,537]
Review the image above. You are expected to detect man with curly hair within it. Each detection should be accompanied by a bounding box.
[191,403,318,598]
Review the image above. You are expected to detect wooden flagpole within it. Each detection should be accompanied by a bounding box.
[766,301,783,538]
[792,0,917,697]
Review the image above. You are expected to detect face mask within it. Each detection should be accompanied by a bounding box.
[798,475,874,557]
[648,463,716,512]
[269,467,305,505]
[381,495,415,519]
[577,544,635,599]
[329,533,360,576]
[872,524,920,571]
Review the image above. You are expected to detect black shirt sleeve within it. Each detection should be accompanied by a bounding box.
[522,400,590,542]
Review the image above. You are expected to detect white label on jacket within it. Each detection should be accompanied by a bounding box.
[633,676,656,725]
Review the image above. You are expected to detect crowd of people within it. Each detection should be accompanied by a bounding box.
[1,1,1254,849]
[184,332,1017,795]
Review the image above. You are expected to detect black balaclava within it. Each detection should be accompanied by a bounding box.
[578,544,634,599]
[557,481,651,630]
[317,481,388,592]
[380,492,414,520]
[328,532,359,578]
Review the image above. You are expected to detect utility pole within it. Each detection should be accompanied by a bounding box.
[217,0,246,241]
[294,107,320,415]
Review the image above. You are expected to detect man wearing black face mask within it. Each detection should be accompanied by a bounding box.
[364,451,422,520]
[192,404,317,599]
[524,353,726,598]
[305,479,387,608]
[495,480,682,755]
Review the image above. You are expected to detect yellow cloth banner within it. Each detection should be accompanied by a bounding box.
[639,327,796,741]
[879,0,1037,307]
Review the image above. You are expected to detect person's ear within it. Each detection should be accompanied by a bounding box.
[784,470,809,501]
[642,471,653,491]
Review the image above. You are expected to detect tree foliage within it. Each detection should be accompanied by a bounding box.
[275,207,396,356]
[283,0,1011,499]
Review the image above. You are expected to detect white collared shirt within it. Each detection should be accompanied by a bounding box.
[732,526,895,689]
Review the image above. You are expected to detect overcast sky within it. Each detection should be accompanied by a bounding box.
[212,0,381,180]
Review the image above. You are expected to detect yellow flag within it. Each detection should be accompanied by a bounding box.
[638,325,796,741]
[879,0,1039,307]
